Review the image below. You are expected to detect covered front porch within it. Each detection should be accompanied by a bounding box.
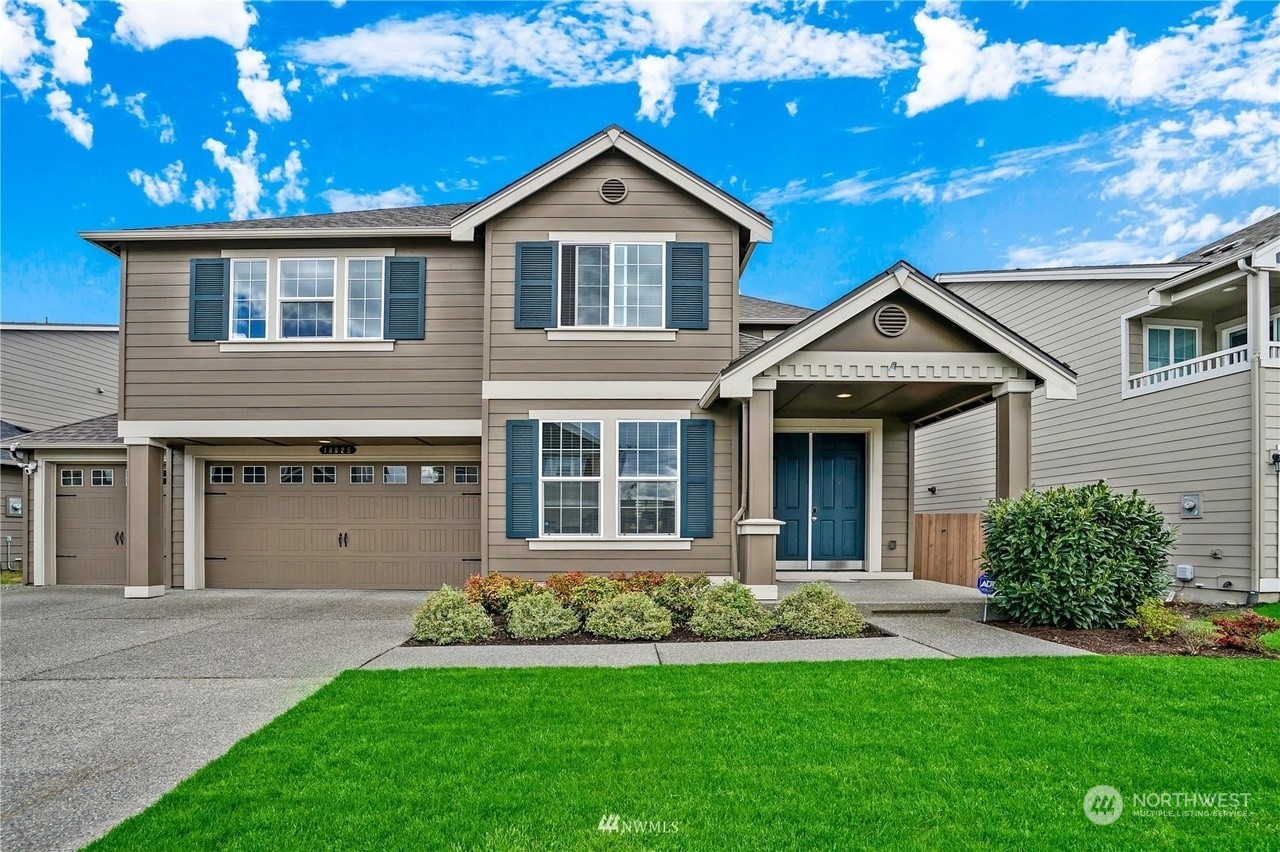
[705,263,1077,598]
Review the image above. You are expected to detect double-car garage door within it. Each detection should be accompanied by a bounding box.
[204,461,480,590]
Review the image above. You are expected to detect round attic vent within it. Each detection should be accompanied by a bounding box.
[600,178,628,203]
[873,304,910,337]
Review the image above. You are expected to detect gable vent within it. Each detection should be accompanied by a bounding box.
[873,304,910,337]
[600,178,628,203]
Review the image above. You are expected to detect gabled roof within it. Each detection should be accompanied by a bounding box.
[449,126,772,243]
[704,261,1077,406]
[18,415,122,449]
[739,294,813,322]
[1175,211,1280,262]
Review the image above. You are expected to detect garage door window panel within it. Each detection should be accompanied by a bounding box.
[281,465,304,484]
[209,466,234,485]
[351,465,375,484]
[384,465,407,484]
[61,469,83,487]
[243,466,266,484]
[91,469,115,487]
[454,465,479,485]
[421,465,444,484]
[313,465,337,484]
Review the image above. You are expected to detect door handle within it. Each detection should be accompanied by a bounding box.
[343,532,349,548]
[811,506,818,522]
[338,532,349,548]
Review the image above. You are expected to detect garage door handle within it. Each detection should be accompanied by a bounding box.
[56,554,76,558]
[338,532,348,548]
[204,556,227,561]
[205,491,227,496]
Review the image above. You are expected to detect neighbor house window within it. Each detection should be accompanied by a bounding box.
[1146,324,1198,371]
[420,465,444,484]
[346,259,384,339]
[243,465,266,484]
[91,469,114,487]
[280,465,304,484]
[61,469,83,487]
[312,465,337,484]
[383,465,407,484]
[617,421,678,536]
[230,260,268,340]
[209,465,234,485]
[454,465,480,485]
[279,259,336,339]
[351,465,374,484]
[541,421,602,535]
[562,243,664,329]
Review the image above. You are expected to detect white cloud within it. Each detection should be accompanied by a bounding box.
[190,179,220,211]
[157,113,175,143]
[695,80,719,117]
[236,48,291,122]
[128,160,186,206]
[113,0,256,50]
[124,90,147,123]
[433,177,480,193]
[288,3,912,123]
[0,2,45,96]
[44,87,91,146]
[785,99,798,116]
[2,0,91,101]
[268,149,305,212]
[320,185,424,212]
[202,130,265,219]
[98,82,118,106]
[30,0,90,85]
[123,90,175,141]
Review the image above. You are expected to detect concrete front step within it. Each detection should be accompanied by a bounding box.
[777,579,995,622]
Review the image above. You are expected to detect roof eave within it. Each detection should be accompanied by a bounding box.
[80,226,455,249]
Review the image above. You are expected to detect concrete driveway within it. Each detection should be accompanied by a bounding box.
[0,586,422,852]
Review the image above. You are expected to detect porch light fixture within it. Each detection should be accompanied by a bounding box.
[318,439,332,444]
[836,392,852,399]
[1272,451,1280,473]
[1223,285,1238,292]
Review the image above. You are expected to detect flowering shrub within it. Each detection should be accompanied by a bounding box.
[463,573,537,614]
[544,571,588,601]
[1210,612,1280,651]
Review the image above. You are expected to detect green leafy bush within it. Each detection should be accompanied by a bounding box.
[689,581,774,639]
[412,585,495,645]
[562,576,623,617]
[1125,598,1182,641]
[462,573,537,614]
[585,592,673,640]
[506,591,580,640]
[1176,619,1216,655]
[648,574,710,624]
[774,583,866,637]
[982,482,1175,628]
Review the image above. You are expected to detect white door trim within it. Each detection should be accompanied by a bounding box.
[34,453,129,586]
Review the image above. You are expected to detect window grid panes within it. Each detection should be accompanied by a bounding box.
[312,465,337,484]
[231,260,268,340]
[280,465,303,484]
[420,465,444,484]
[575,246,609,326]
[612,244,664,328]
[383,465,407,484]
[279,258,335,339]
[618,421,678,536]
[91,469,114,487]
[209,465,234,485]
[61,469,83,487]
[243,465,266,484]
[454,465,480,484]
[346,258,384,339]
[351,465,374,484]
[541,421,602,535]
[1146,326,1197,372]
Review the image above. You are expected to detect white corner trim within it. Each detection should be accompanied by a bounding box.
[219,341,395,353]
[486,382,705,401]
[936,264,1198,283]
[545,329,677,342]
[527,539,693,551]
[184,453,203,590]
[1258,578,1280,593]
[118,420,483,439]
[737,518,785,536]
[32,460,50,586]
[124,585,167,599]
[746,584,779,601]
[548,232,677,243]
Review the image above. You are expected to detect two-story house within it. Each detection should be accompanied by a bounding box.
[25,126,1074,599]
[916,214,1280,603]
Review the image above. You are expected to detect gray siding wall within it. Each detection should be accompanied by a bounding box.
[121,239,484,422]
[883,419,910,572]
[486,151,737,383]
[0,329,118,431]
[915,278,1256,591]
[1,467,24,570]
[484,399,735,578]
[1265,368,1279,585]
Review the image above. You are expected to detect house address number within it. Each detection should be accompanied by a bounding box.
[319,445,356,455]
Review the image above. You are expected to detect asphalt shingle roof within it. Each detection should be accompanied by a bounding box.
[1,421,28,464]
[142,203,477,232]
[739,294,813,321]
[1175,211,1280,262]
[19,415,121,447]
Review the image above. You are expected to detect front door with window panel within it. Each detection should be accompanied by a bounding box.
[774,433,866,570]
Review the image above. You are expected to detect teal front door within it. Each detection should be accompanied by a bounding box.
[774,432,866,570]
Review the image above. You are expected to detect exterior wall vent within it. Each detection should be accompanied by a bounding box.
[873,304,910,337]
[600,178,628,203]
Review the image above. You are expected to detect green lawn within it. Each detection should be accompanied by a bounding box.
[0,569,22,585]
[90,657,1277,851]
[1254,602,1280,620]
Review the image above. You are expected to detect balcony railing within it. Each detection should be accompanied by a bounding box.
[1125,344,1249,396]
[1269,343,1280,362]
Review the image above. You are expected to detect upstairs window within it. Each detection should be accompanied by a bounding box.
[561,243,664,329]
[1146,324,1198,372]
[226,255,388,342]
[346,259,384,339]
[280,260,335,338]
[231,260,268,340]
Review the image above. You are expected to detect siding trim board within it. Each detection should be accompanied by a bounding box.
[118,420,483,438]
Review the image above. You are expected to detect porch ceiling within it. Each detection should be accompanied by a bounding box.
[774,380,993,423]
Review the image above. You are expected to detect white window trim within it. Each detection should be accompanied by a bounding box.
[558,240,667,331]
[1217,311,1280,348]
[1141,318,1202,372]
[229,258,269,343]
[539,419,604,538]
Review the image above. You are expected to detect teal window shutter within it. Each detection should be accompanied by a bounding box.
[188,258,230,341]
[680,418,714,538]
[666,242,709,330]
[506,419,539,538]
[384,256,426,340]
[515,242,557,329]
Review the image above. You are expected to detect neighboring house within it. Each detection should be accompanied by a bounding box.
[0,323,120,577]
[916,213,1280,603]
[25,126,1075,599]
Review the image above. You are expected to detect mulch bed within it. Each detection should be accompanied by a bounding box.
[403,617,894,647]
[992,621,1276,659]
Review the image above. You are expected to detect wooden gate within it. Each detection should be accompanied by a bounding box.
[913,513,985,587]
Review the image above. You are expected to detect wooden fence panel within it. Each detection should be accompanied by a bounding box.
[913,513,985,587]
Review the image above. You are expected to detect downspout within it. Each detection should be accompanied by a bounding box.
[729,399,749,581]
[1242,258,1264,602]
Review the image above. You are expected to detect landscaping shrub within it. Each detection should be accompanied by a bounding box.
[463,573,537,614]
[585,592,673,640]
[1176,619,1217,655]
[1210,612,1280,651]
[412,586,495,645]
[648,573,710,624]
[506,591,580,640]
[981,482,1175,628]
[557,576,623,617]
[544,571,588,601]
[689,581,774,639]
[1125,598,1182,641]
[774,583,866,637]
[610,570,669,593]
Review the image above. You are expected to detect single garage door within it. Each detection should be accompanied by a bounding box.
[55,464,128,585]
[204,461,480,589]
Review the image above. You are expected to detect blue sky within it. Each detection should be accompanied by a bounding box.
[2,1,1277,323]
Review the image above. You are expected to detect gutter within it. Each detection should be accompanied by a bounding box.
[1242,257,1265,601]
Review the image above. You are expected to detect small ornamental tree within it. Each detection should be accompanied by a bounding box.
[981,482,1175,628]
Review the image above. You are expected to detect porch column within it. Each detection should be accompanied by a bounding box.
[994,381,1033,499]
[125,442,166,598]
[739,386,781,597]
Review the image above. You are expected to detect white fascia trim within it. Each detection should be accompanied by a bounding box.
[83,228,449,243]
[122,437,166,447]
[1150,252,1251,294]
[548,232,677,243]
[0,323,118,332]
[219,341,395,353]
[485,381,705,401]
[935,264,1198,284]
[527,539,692,551]
[545,329,677,342]
[124,585,167,599]
[118,420,483,439]
[220,247,396,258]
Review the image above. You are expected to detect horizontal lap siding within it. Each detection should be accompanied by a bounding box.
[1266,369,1279,583]
[122,240,484,421]
[883,420,909,572]
[484,399,735,578]
[487,152,736,383]
[0,330,118,431]
[917,278,1256,587]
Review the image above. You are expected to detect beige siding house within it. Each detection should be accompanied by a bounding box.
[916,214,1280,603]
[22,126,1077,599]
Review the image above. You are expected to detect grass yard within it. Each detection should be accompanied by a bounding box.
[90,657,1277,851]
[0,569,22,585]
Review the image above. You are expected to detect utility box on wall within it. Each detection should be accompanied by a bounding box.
[1180,494,1201,519]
